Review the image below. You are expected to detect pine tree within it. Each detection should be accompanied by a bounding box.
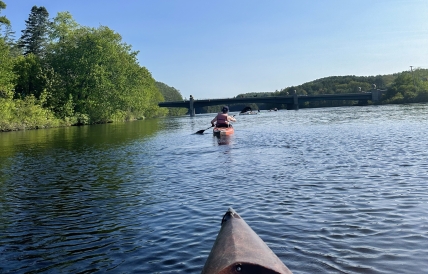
[0,1,12,47]
[18,6,49,57]
[0,1,10,26]
[3,24,20,57]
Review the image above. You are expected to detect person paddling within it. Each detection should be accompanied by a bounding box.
[211,106,236,128]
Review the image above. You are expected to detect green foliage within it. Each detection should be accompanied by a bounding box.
[0,7,61,132]
[2,25,21,57]
[0,96,60,131]
[226,72,428,111]
[44,24,163,123]
[202,105,221,114]
[383,70,428,104]
[229,75,386,110]
[1,10,168,131]
[0,1,10,26]
[0,37,15,99]
[236,92,272,98]
[18,6,50,57]
[48,11,79,42]
[276,75,383,97]
[13,53,45,99]
[155,81,187,116]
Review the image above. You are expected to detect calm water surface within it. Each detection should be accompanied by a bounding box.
[1,104,428,273]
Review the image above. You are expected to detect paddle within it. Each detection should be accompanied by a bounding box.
[195,125,213,134]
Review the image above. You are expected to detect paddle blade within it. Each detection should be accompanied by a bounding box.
[195,125,213,134]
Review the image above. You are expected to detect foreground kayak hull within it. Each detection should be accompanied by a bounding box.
[213,126,234,137]
[202,208,292,274]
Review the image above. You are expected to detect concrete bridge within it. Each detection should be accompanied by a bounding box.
[158,90,383,117]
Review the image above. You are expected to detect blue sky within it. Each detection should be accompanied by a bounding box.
[3,0,428,99]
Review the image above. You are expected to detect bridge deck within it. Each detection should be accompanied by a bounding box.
[158,92,374,108]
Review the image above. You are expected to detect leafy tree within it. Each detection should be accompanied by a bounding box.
[13,53,45,99]
[18,6,50,57]
[0,36,17,129]
[383,72,428,104]
[48,11,79,42]
[0,38,15,99]
[44,24,163,123]
[0,1,13,97]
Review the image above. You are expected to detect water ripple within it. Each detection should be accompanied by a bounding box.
[1,104,428,273]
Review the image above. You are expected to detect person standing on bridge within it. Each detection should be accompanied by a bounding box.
[211,106,236,127]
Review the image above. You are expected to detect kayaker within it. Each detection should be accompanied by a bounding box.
[211,106,236,127]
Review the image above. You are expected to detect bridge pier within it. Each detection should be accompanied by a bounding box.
[286,91,299,110]
[293,90,299,110]
[371,89,382,103]
[189,95,195,117]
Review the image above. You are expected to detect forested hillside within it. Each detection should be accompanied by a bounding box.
[231,69,428,111]
[155,81,187,116]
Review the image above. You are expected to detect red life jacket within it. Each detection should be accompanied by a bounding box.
[216,113,229,125]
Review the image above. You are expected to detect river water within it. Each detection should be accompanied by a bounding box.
[1,104,428,273]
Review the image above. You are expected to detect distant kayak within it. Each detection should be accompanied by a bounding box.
[202,208,292,274]
[213,126,234,137]
[239,111,258,115]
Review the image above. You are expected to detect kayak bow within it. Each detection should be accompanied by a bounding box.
[202,208,292,274]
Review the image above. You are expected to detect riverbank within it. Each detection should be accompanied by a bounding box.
[0,117,142,132]
[0,97,61,132]
[0,97,150,132]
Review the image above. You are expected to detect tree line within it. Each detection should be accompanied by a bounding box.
[198,69,428,113]
[0,2,184,132]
